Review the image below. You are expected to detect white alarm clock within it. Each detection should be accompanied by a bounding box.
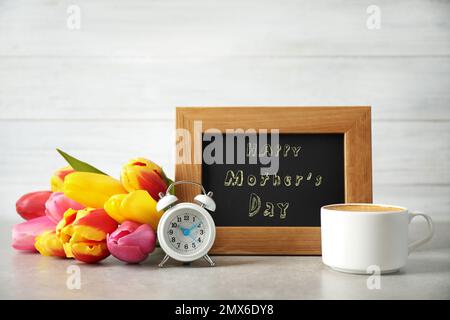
[156,181,216,267]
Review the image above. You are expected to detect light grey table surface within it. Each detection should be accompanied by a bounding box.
[1,219,449,300]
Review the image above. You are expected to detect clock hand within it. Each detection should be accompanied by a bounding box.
[188,222,201,231]
[179,222,201,238]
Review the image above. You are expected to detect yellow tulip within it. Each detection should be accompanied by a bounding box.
[63,172,127,208]
[104,190,163,231]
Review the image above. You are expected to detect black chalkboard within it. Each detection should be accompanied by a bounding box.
[202,133,345,227]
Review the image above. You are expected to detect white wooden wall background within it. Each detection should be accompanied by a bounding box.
[0,0,449,220]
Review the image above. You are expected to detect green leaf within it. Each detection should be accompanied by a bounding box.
[56,148,108,175]
[161,168,175,195]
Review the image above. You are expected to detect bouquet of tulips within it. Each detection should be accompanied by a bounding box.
[12,149,173,264]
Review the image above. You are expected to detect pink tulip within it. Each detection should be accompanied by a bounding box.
[45,192,84,224]
[12,216,56,251]
[107,221,156,263]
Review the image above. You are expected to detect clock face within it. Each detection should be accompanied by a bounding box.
[166,211,208,254]
[158,203,216,262]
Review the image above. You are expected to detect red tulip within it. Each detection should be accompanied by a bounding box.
[16,191,53,220]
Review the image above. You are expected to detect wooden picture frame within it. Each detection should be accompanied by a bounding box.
[176,107,372,255]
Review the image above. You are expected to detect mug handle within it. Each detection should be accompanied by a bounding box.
[408,211,434,254]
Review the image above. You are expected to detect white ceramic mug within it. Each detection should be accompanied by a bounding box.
[321,204,434,274]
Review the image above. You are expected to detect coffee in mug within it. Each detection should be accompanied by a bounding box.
[321,203,434,274]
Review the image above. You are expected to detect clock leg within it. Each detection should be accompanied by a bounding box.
[203,254,215,267]
[158,254,170,268]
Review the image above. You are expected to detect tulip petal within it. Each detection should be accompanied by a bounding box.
[74,208,118,235]
[107,242,147,263]
[56,208,117,263]
[56,208,78,243]
[137,170,167,201]
[63,172,127,208]
[51,166,75,192]
[121,190,158,224]
[104,194,127,224]
[120,158,168,201]
[111,220,140,235]
[104,190,162,230]
[12,216,56,251]
[35,231,66,257]
[45,192,84,224]
[107,221,156,263]
[71,242,109,263]
[71,226,105,242]
[117,224,155,255]
[16,191,53,221]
